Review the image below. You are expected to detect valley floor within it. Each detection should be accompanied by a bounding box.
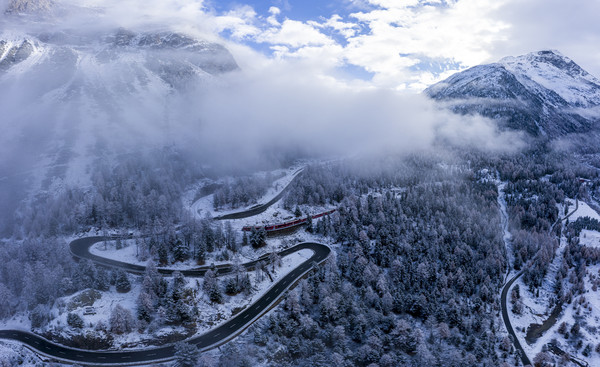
[507,198,600,366]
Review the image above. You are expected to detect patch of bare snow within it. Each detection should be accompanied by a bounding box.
[0,341,46,367]
[580,229,600,248]
[566,198,600,222]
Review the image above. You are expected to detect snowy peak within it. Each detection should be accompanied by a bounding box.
[499,50,600,108]
[426,50,600,138]
[0,38,36,71]
[105,29,239,75]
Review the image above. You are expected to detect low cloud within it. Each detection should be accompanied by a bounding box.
[173,61,524,165]
[0,0,524,175]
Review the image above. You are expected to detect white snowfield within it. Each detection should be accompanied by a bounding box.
[565,198,600,222]
[580,230,600,248]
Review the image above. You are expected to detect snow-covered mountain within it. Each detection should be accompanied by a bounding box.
[0,27,238,183]
[0,25,239,235]
[0,28,238,89]
[426,50,600,137]
[1,27,237,143]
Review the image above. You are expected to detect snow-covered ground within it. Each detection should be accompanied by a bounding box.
[506,198,600,366]
[90,216,333,269]
[0,341,45,367]
[508,262,600,367]
[497,182,515,281]
[580,229,600,248]
[565,198,600,222]
[90,238,150,266]
[0,313,51,366]
[0,315,31,333]
[0,230,330,366]
[1,161,339,365]
[189,248,314,338]
[36,236,320,351]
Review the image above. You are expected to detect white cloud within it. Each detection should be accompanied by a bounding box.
[0,0,526,178]
[188,62,524,162]
[213,6,261,40]
[257,19,334,48]
[309,14,360,38]
[228,0,597,92]
[343,0,510,87]
[8,0,599,92]
[267,6,281,26]
[211,0,512,90]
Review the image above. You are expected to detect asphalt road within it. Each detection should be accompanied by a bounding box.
[213,168,303,220]
[0,238,330,365]
[500,270,531,366]
[69,236,316,277]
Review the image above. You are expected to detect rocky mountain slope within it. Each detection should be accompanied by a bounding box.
[4,0,53,15]
[426,50,600,138]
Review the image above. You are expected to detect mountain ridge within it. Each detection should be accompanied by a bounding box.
[426,50,600,138]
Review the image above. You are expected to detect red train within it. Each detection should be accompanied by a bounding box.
[242,209,336,232]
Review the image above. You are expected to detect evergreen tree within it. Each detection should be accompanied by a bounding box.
[195,240,206,265]
[95,267,110,291]
[109,304,135,334]
[203,270,222,303]
[158,242,169,265]
[250,228,267,248]
[173,240,189,263]
[115,270,131,293]
[225,277,238,295]
[67,313,84,329]
[306,214,313,233]
[174,342,199,367]
[136,291,153,323]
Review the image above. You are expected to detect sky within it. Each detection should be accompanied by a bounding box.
[189,0,600,92]
[23,0,597,92]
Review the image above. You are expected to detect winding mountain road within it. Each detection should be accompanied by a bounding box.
[212,168,303,220]
[500,269,530,366]
[1,238,330,365]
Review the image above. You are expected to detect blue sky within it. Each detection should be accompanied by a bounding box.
[200,0,488,89]
[208,0,368,22]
